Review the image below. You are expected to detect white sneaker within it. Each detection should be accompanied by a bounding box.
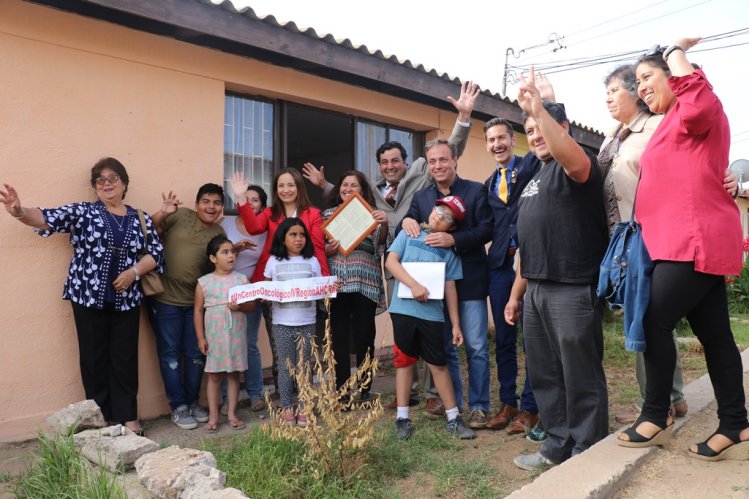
[189,403,209,423]
[513,452,556,471]
[172,404,198,430]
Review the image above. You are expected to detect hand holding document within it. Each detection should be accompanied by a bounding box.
[397,262,446,300]
[322,192,378,256]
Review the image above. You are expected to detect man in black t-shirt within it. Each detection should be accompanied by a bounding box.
[504,73,608,471]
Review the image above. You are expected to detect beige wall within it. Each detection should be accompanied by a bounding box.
[0,0,522,441]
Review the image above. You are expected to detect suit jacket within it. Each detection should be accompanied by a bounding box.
[484,153,541,270]
[323,120,471,241]
[402,176,493,301]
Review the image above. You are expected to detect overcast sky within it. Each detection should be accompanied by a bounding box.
[227,0,749,162]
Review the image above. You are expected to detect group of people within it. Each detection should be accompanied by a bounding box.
[3,36,748,468]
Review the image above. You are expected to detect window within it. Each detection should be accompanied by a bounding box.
[224,94,274,210]
[356,121,422,182]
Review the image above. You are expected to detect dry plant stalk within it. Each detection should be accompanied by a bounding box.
[265,297,383,477]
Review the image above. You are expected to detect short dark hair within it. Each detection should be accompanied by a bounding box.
[327,170,376,207]
[604,64,649,113]
[522,101,568,126]
[424,139,457,159]
[270,217,314,260]
[483,117,515,137]
[206,234,232,258]
[90,157,129,198]
[376,141,408,164]
[196,183,225,205]
[247,184,268,209]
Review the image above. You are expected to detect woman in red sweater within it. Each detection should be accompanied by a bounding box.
[616,37,749,461]
[231,168,329,282]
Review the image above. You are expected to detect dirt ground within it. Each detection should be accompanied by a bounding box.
[615,372,749,499]
[1,346,744,498]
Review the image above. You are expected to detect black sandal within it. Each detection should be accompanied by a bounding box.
[617,416,673,448]
[688,428,749,461]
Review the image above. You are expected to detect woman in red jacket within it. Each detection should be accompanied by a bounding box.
[616,37,749,461]
[231,168,329,281]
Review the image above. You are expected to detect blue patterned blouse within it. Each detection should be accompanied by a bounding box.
[36,200,165,311]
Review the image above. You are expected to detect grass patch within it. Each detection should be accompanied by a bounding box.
[13,431,126,499]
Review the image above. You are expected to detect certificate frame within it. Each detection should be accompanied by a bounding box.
[322,191,379,256]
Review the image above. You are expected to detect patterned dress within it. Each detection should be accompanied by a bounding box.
[198,271,249,373]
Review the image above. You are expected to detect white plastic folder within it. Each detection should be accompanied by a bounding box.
[397,262,446,300]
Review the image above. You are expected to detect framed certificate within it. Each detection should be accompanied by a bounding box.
[322,191,379,256]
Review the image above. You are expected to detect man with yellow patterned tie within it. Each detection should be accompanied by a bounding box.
[482,118,544,435]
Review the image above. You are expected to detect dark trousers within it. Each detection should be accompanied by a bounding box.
[642,261,748,431]
[71,302,140,422]
[489,263,538,412]
[524,280,609,463]
[330,292,377,393]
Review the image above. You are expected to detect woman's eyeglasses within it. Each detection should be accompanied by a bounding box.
[95,174,121,185]
[433,206,455,225]
[645,45,665,57]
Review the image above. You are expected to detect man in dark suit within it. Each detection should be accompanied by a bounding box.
[482,118,542,435]
[400,139,493,427]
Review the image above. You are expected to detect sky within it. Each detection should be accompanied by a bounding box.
[227,0,749,162]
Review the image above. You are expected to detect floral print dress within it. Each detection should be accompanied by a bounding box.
[198,271,249,372]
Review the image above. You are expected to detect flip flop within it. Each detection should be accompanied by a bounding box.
[229,419,246,431]
[203,422,219,434]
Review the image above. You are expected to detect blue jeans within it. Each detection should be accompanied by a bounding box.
[426,299,490,411]
[147,300,205,411]
[489,265,538,412]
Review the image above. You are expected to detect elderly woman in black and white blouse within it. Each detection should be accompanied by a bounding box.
[1,157,164,435]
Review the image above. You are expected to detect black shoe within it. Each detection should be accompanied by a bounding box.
[395,418,412,440]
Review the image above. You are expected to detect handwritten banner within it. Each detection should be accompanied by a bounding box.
[229,276,338,304]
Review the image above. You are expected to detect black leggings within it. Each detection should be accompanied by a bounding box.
[641,261,747,431]
[329,292,377,393]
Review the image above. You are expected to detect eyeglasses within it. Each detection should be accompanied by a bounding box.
[95,174,121,185]
[433,206,455,225]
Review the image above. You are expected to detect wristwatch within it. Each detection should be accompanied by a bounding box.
[662,45,684,62]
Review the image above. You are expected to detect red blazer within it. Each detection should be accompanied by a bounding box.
[237,203,330,282]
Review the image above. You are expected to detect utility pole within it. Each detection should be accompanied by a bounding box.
[502,34,566,98]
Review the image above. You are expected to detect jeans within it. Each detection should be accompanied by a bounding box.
[489,264,537,412]
[425,299,489,411]
[147,300,205,411]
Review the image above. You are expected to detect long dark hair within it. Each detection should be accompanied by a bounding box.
[270,217,314,260]
[270,168,313,222]
[327,170,376,207]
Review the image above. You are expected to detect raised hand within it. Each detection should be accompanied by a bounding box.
[230,171,249,204]
[517,66,544,117]
[536,72,556,103]
[302,162,327,189]
[160,191,181,215]
[447,80,480,122]
[674,37,701,51]
[0,183,23,217]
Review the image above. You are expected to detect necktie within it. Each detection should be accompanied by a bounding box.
[385,182,398,208]
[498,168,508,203]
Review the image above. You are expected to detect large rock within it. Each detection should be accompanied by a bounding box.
[46,400,106,434]
[204,488,248,498]
[73,426,159,471]
[135,446,226,499]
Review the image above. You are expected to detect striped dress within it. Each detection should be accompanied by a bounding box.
[322,206,386,314]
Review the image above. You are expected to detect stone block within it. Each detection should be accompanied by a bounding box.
[46,400,106,434]
[74,426,159,471]
[205,488,249,498]
[135,446,224,499]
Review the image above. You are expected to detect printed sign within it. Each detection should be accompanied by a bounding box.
[229,276,338,304]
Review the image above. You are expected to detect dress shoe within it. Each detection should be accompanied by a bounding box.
[507,410,539,435]
[486,403,518,430]
[673,401,688,418]
[424,398,446,419]
[615,411,638,425]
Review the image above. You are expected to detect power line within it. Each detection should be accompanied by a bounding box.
[563,0,668,39]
